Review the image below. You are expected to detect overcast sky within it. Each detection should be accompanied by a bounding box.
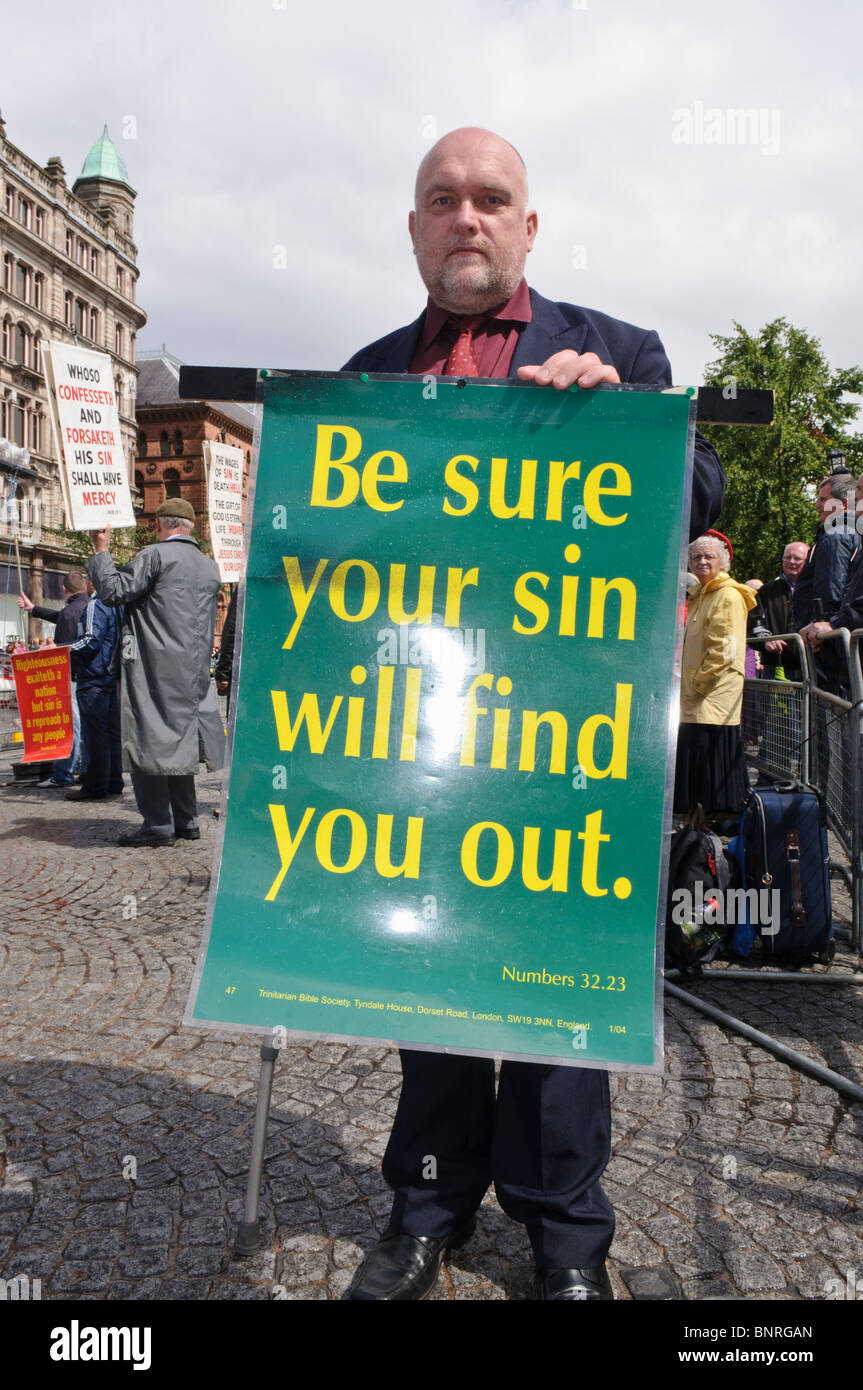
[3,0,861,396]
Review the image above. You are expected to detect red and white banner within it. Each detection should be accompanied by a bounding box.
[43,341,135,530]
[12,647,74,763]
[204,441,245,582]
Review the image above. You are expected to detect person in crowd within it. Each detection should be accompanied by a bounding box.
[65,580,124,801]
[87,500,226,847]
[18,570,89,788]
[215,587,238,720]
[753,542,809,679]
[744,579,768,678]
[340,125,724,1304]
[793,473,858,693]
[675,530,756,817]
[801,470,863,657]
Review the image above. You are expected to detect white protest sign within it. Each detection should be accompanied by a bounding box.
[43,341,135,529]
[204,441,245,582]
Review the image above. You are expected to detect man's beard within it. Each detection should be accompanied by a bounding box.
[423,247,524,314]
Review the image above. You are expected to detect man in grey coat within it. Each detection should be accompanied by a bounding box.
[88,499,226,847]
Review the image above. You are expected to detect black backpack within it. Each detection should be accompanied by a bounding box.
[665,823,732,971]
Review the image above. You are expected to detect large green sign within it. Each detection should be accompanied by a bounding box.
[187,374,695,1068]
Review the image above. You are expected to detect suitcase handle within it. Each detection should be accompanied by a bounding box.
[785,828,806,927]
[752,794,773,886]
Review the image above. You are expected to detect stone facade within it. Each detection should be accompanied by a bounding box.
[0,111,146,638]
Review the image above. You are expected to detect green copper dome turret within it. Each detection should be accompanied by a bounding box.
[77,125,134,191]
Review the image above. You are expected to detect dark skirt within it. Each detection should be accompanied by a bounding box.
[673,723,748,816]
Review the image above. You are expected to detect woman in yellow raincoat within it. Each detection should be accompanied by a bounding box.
[674,529,757,816]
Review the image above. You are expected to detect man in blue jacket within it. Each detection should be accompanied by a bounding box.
[66,581,124,801]
[344,127,725,1303]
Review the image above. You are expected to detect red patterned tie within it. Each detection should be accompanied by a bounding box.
[444,316,483,377]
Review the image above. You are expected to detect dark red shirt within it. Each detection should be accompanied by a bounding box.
[409,279,532,379]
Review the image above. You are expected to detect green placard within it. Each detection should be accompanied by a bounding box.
[187,374,696,1068]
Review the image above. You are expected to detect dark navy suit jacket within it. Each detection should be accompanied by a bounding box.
[344,286,725,540]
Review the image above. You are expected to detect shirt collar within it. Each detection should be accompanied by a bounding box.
[419,278,532,351]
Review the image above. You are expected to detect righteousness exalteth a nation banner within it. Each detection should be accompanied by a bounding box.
[186,373,696,1069]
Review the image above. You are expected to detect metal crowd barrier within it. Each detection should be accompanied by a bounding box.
[745,628,863,952]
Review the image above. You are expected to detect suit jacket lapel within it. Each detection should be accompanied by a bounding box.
[509,290,589,377]
[357,314,425,373]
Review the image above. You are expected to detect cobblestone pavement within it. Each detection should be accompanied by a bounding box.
[0,767,861,1301]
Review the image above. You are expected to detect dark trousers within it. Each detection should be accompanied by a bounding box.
[383,1050,614,1269]
[131,773,198,835]
[77,684,123,795]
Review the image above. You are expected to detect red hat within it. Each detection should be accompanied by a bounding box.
[705,528,733,562]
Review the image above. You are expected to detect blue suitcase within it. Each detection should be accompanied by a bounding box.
[729,788,833,958]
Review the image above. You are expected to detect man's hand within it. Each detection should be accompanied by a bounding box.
[800,620,832,650]
[764,639,786,655]
[90,525,112,553]
[517,351,620,391]
[17,593,33,612]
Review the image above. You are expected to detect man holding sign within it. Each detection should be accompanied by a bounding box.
[341,128,724,1301]
[88,500,226,847]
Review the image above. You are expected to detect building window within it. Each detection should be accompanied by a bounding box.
[116,266,124,291]
[75,300,85,335]
[66,230,75,259]
[14,324,29,366]
[17,196,31,228]
[12,399,26,447]
[33,274,44,310]
[1,317,11,358]
[35,207,44,237]
[64,292,74,328]
[138,432,147,457]
[5,185,14,216]
[173,429,184,456]
[32,411,42,452]
[134,470,144,494]
[2,254,12,292]
[115,323,125,356]
[163,468,181,500]
[15,262,30,302]
[90,247,100,275]
[89,307,98,341]
[160,430,170,458]
[33,335,43,373]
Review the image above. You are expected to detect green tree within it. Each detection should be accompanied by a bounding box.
[700,319,863,580]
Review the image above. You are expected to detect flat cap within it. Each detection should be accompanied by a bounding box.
[155,498,195,522]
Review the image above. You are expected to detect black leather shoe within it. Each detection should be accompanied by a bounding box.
[174,827,201,840]
[538,1266,614,1300]
[117,829,176,848]
[348,1219,475,1300]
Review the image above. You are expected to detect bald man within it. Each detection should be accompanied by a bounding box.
[343,128,725,1302]
[755,542,809,678]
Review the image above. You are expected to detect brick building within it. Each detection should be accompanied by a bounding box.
[134,347,255,632]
